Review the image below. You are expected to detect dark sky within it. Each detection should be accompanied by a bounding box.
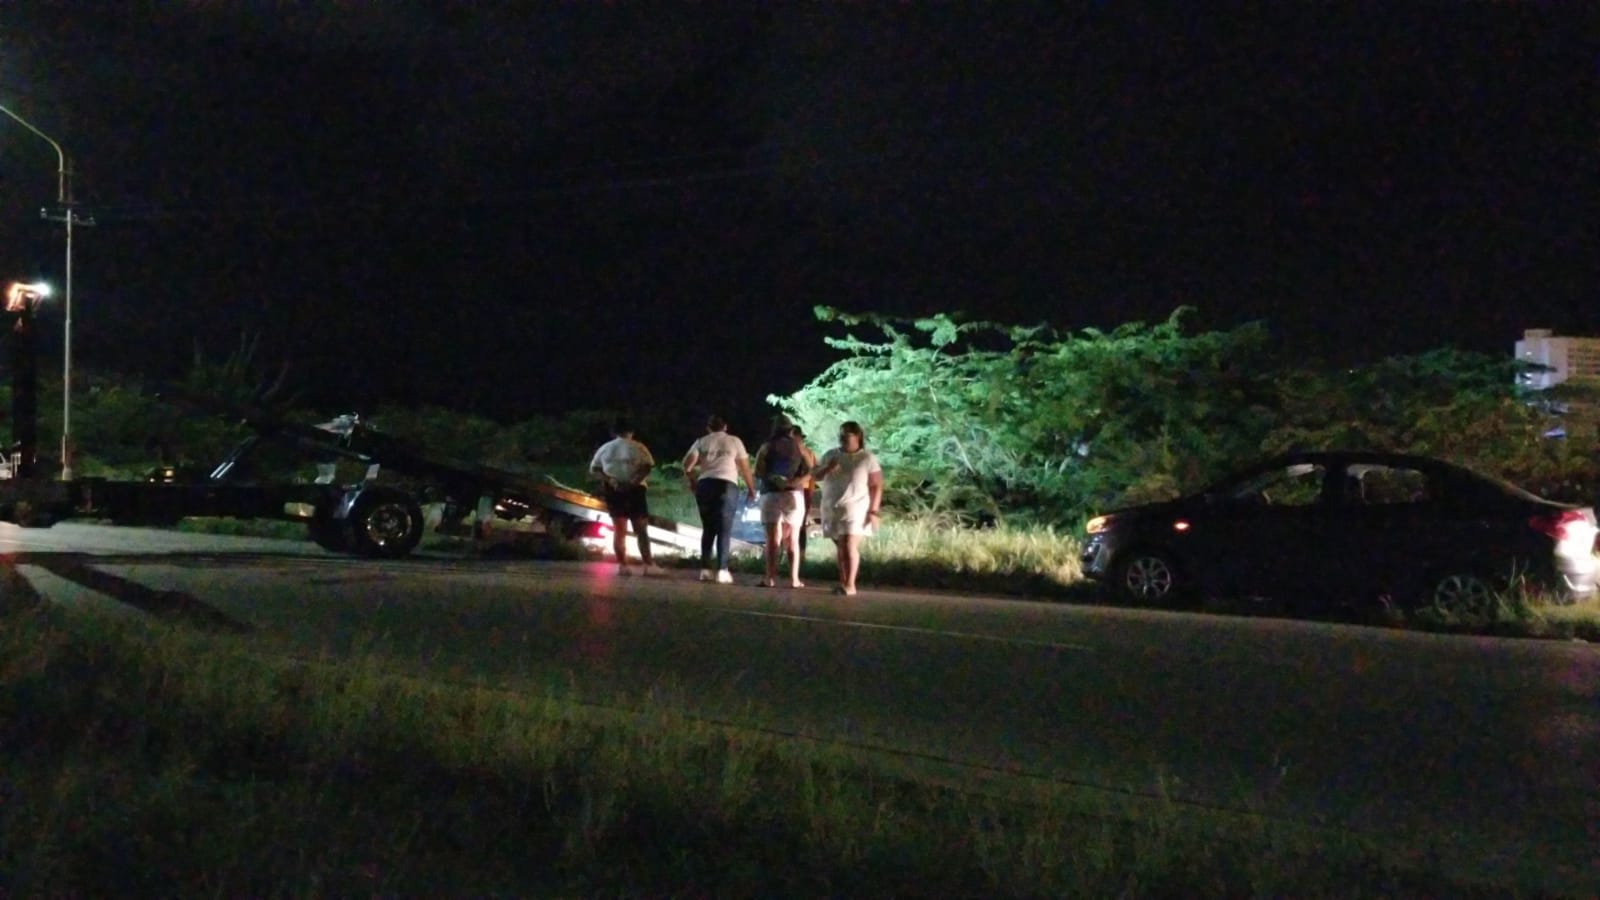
[0,3,1594,428]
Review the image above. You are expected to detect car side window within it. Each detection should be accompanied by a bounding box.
[1230,463,1327,508]
[1345,465,1431,505]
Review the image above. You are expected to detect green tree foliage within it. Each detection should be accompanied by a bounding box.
[1264,349,1599,501]
[44,374,252,478]
[773,308,1598,522]
[771,307,1280,522]
[22,309,1596,518]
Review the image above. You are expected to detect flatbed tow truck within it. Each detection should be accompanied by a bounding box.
[0,289,725,559]
[1,405,724,560]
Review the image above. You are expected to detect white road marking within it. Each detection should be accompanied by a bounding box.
[710,607,1093,652]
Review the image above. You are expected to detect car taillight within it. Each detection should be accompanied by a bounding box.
[1528,509,1591,543]
[1086,515,1112,535]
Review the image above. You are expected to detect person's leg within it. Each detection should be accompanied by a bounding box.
[716,481,739,573]
[757,493,779,585]
[785,515,803,587]
[843,534,862,594]
[762,520,780,583]
[833,536,848,591]
[632,516,654,567]
[694,479,719,572]
[610,512,629,570]
[621,485,655,570]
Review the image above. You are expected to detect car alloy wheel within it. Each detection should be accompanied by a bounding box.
[1122,553,1177,603]
[1430,573,1496,615]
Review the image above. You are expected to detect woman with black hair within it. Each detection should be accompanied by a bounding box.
[810,420,883,596]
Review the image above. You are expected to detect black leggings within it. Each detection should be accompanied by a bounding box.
[694,478,740,571]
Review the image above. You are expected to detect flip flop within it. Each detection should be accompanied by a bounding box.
[758,578,776,588]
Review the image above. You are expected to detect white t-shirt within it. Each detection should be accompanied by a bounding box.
[819,447,881,509]
[685,431,749,484]
[589,437,655,486]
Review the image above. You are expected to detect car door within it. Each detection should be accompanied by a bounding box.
[1320,462,1445,601]
[1182,461,1334,597]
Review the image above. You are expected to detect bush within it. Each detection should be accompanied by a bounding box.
[772,308,1597,523]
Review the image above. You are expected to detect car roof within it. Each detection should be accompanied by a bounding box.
[1256,450,1461,472]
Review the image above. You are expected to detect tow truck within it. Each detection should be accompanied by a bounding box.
[0,288,727,559]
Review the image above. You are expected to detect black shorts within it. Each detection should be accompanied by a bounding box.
[602,483,649,520]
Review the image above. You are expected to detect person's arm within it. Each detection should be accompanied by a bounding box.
[752,444,769,485]
[736,452,757,500]
[681,444,700,490]
[588,446,608,486]
[866,468,885,526]
[810,450,839,482]
[788,440,816,490]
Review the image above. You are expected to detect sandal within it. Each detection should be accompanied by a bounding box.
[831,585,847,596]
[758,578,776,588]
[789,581,805,589]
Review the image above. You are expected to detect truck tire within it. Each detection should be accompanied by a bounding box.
[9,500,58,528]
[342,489,424,559]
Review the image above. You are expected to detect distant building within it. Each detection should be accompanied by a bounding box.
[1516,329,1600,390]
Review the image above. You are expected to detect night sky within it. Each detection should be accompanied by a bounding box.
[0,4,1594,429]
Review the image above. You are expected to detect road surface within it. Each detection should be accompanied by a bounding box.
[3,522,1597,896]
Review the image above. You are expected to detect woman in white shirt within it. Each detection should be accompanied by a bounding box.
[681,415,757,583]
[810,420,884,596]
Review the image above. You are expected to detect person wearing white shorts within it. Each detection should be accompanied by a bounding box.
[760,489,806,530]
[753,416,812,588]
[812,420,884,596]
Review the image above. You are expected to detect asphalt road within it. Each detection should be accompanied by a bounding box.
[4,522,1597,896]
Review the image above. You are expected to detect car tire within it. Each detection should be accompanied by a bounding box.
[342,489,424,559]
[1111,548,1185,605]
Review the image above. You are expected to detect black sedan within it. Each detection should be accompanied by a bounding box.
[1080,451,1599,610]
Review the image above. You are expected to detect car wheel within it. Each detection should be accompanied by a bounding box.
[1428,572,1497,616]
[1113,549,1183,605]
[343,490,424,559]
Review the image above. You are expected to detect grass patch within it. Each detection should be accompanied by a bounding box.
[1404,582,1600,643]
[174,517,308,540]
[856,519,1084,593]
[0,607,1521,899]
[724,519,1086,598]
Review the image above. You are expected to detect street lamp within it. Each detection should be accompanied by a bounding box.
[0,100,89,480]
[5,281,52,312]
[5,281,51,480]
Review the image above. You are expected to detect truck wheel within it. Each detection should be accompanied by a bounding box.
[10,500,58,528]
[343,490,424,559]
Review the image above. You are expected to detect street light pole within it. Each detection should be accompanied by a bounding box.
[0,100,88,480]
